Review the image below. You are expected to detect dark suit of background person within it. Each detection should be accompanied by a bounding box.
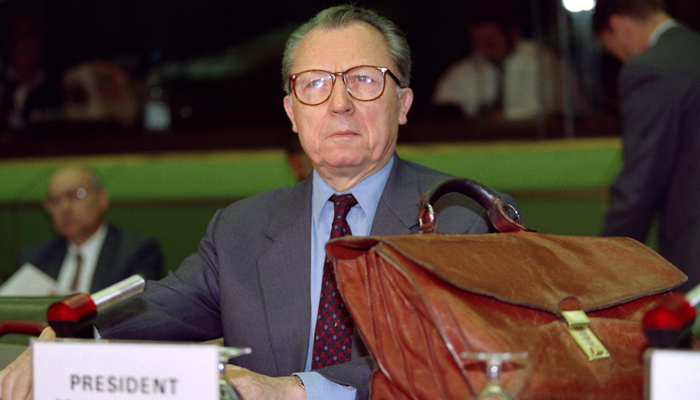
[594,0,700,293]
[16,225,162,293]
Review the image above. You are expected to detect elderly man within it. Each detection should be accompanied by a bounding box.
[594,0,700,292]
[0,6,514,400]
[16,165,162,293]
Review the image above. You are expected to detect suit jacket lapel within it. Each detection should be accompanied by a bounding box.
[371,156,422,236]
[257,179,312,374]
[91,226,120,293]
[40,239,68,280]
[254,158,425,373]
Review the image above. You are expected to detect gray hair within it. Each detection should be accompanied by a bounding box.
[281,5,411,93]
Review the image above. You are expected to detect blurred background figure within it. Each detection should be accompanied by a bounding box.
[62,60,138,129]
[432,0,582,121]
[16,165,162,293]
[284,133,313,182]
[594,0,700,292]
[0,10,62,138]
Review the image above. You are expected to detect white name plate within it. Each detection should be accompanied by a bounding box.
[645,348,700,400]
[33,340,220,400]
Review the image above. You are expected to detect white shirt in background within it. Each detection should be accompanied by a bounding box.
[56,224,108,294]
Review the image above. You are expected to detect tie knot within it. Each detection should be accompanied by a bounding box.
[329,194,357,230]
[330,193,357,211]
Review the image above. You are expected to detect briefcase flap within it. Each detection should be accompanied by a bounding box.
[326,231,686,315]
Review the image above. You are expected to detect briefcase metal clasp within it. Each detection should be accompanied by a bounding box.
[562,310,611,361]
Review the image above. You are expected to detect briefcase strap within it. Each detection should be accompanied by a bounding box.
[417,177,532,233]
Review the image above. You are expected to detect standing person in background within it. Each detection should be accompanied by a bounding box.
[594,0,700,292]
[433,0,582,121]
[0,6,516,400]
[16,165,163,293]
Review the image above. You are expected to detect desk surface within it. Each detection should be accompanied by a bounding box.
[0,343,27,369]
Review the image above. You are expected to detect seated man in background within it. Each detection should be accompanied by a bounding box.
[15,165,162,293]
[432,0,582,121]
[0,6,515,400]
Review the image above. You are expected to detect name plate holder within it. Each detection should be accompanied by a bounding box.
[32,339,251,400]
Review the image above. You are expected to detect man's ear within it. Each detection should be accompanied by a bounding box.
[398,88,413,126]
[97,189,110,214]
[283,95,298,133]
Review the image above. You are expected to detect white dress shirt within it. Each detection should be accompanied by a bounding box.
[295,156,395,400]
[56,224,108,294]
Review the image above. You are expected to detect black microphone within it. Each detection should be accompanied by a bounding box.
[46,275,146,338]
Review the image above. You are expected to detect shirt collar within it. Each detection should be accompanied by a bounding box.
[649,19,678,47]
[312,155,395,228]
[67,223,108,256]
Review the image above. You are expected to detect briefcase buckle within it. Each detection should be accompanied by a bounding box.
[562,310,611,361]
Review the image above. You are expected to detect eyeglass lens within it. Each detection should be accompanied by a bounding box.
[294,66,386,105]
[45,188,88,208]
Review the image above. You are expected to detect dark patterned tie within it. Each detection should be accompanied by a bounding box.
[311,193,358,369]
[71,253,82,292]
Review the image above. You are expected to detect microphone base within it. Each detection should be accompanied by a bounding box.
[645,323,694,349]
[49,313,96,339]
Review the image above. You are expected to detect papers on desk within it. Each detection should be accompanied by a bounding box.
[0,263,64,296]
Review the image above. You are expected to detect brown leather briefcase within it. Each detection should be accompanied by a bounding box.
[326,178,687,400]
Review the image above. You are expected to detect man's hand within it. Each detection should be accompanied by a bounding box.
[0,327,56,400]
[224,364,307,400]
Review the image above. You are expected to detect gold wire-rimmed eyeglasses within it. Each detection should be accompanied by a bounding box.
[289,65,403,106]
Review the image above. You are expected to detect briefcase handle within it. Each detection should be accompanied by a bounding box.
[417,177,532,233]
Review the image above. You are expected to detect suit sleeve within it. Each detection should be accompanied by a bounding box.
[435,191,519,234]
[96,211,224,342]
[314,357,373,400]
[129,237,164,281]
[602,65,680,240]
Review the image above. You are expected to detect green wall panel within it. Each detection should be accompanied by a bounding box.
[105,204,225,274]
[514,197,606,236]
[398,138,623,191]
[0,138,622,203]
[0,150,298,203]
[0,138,626,287]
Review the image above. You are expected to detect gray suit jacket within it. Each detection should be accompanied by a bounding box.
[17,225,163,293]
[96,156,513,398]
[602,24,700,292]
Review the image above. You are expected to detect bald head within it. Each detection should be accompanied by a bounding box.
[44,166,110,246]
